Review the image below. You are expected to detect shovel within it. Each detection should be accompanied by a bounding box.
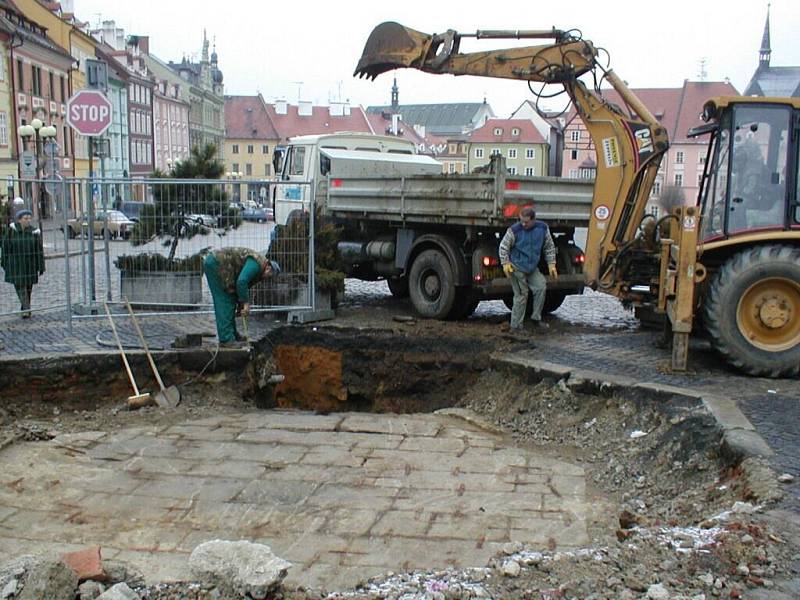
[124,299,181,409]
[103,302,153,409]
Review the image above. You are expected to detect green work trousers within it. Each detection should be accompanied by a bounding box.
[203,254,239,343]
[509,268,546,329]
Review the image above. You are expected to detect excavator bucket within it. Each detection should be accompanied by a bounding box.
[354,22,434,80]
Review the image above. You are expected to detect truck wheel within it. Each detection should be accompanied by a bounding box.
[387,276,409,298]
[448,291,479,320]
[704,244,800,377]
[409,249,457,319]
[542,291,568,314]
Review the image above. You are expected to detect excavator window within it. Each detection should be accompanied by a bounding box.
[726,105,790,234]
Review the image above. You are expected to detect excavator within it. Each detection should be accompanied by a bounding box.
[354,22,800,378]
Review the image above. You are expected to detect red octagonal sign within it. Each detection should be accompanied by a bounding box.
[67,89,113,136]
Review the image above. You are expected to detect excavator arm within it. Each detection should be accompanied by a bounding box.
[355,22,670,293]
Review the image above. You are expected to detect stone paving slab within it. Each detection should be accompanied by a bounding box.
[0,409,595,588]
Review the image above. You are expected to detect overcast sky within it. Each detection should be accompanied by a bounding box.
[75,0,799,118]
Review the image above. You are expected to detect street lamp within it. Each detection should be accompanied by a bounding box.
[19,118,58,219]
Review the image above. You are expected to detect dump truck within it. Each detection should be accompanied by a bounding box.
[354,22,800,377]
[272,132,594,319]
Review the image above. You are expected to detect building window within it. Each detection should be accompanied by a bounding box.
[448,162,455,174]
[0,112,7,145]
[245,163,252,176]
[570,149,578,160]
[525,167,534,176]
[232,162,239,173]
[49,72,54,98]
[526,148,535,159]
[474,148,484,159]
[247,145,254,154]
[675,151,685,164]
[652,180,661,196]
[674,173,683,187]
[16,60,23,90]
[511,128,520,136]
[508,167,517,175]
[262,144,269,154]
[570,130,580,142]
[32,66,41,96]
[460,144,467,154]
[491,148,501,156]
[60,76,65,102]
[698,156,706,165]
[568,168,578,178]
[232,144,239,154]
[448,143,457,154]
[508,148,517,159]
[580,168,594,179]
[697,172,704,187]
[493,127,502,135]
[264,164,270,176]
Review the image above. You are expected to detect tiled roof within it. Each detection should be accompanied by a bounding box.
[224,95,279,140]
[266,103,372,141]
[565,80,739,143]
[365,113,426,145]
[367,103,488,135]
[744,66,800,98]
[469,119,546,144]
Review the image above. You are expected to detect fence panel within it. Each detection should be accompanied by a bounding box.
[0,177,71,319]
[68,177,312,316]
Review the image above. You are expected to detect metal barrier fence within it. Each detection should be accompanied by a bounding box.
[0,177,315,330]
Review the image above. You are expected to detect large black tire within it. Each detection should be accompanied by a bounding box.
[386,276,409,298]
[704,244,800,377]
[408,249,457,319]
[542,290,568,315]
[447,291,480,320]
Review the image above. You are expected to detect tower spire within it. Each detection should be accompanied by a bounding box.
[759,4,771,68]
[391,77,399,111]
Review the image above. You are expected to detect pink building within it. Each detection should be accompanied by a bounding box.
[561,80,738,215]
[153,79,189,172]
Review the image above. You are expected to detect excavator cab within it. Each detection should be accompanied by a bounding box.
[695,98,798,241]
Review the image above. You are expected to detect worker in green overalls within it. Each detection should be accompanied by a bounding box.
[203,247,280,347]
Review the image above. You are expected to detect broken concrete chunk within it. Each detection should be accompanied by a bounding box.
[777,473,794,483]
[16,557,77,600]
[501,560,521,577]
[96,582,140,600]
[189,540,291,600]
[78,580,107,600]
[646,583,669,599]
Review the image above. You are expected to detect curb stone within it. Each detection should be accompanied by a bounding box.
[491,354,775,466]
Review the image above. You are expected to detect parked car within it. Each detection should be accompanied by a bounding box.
[186,214,218,227]
[241,207,273,223]
[64,210,136,240]
[120,201,146,223]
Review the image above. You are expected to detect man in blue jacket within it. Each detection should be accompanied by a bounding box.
[499,206,558,333]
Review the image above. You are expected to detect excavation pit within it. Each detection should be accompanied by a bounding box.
[0,327,777,597]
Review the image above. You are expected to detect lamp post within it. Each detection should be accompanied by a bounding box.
[19,118,58,220]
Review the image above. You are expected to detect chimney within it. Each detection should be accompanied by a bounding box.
[298,100,313,116]
[343,103,351,116]
[329,102,344,117]
[391,114,400,135]
[275,99,287,115]
[138,36,150,55]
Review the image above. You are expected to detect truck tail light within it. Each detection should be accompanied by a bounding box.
[331,179,343,188]
[505,181,520,191]
[482,256,499,267]
[572,253,585,265]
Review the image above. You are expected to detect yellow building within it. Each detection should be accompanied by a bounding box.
[0,31,18,184]
[14,0,99,178]
[223,95,280,203]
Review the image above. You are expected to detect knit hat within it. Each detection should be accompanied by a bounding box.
[15,209,32,221]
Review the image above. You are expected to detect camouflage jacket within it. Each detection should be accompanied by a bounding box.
[213,247,270,294]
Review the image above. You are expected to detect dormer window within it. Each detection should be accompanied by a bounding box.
[493,127,502,136]
[511,127,520,136]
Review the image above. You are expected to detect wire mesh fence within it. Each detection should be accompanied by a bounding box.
[1,177,315,328]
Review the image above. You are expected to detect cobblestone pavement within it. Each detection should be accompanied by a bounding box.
[0,411,594,588]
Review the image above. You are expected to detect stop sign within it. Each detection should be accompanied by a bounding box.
[67,89,113,136]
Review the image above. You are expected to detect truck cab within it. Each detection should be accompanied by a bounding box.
[273,133,436,224]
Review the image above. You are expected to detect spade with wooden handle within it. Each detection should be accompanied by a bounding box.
[103,302,153,409]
